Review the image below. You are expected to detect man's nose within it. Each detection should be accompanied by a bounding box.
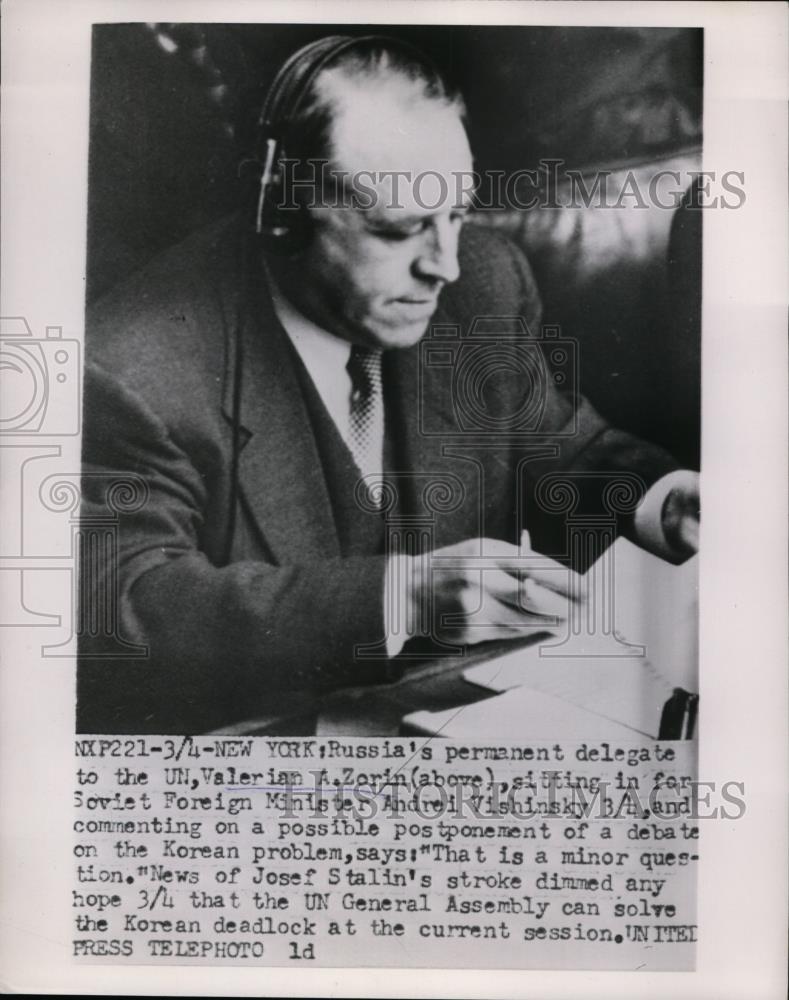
[413,218,461,286]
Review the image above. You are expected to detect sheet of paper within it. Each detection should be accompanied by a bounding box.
[463,538,698,737]
[401,684,643,740]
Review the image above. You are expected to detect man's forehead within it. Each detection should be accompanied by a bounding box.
[324,72,472,181]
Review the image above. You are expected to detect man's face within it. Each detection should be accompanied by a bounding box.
[287,78,474,350]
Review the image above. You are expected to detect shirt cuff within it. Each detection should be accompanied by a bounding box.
[632,469,699,561]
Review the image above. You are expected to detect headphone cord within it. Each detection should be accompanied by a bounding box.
[223,227,250,566]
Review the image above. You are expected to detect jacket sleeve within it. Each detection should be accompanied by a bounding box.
[79,361,389,733]
[501,237,681,542]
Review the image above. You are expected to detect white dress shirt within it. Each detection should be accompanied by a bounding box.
[268,279,356,451]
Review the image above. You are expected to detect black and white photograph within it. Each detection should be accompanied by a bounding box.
[77,22,703,739]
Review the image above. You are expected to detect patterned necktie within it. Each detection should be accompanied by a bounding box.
[346,345,384,500]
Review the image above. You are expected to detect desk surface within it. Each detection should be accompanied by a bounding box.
[218,640,523,737]
[220,636,644,739]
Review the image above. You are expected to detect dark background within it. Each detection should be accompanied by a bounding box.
[87,23,702,468]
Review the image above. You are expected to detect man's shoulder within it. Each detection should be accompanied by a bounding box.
[86,215,242,373]
[83,216,251,437]
[442,223,541,329]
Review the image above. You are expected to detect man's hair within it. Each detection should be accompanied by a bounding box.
[283,37,467,173]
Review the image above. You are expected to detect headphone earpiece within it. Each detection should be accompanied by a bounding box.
[255,137,282,235]
[249,35,357,256]
[254,147,317,255]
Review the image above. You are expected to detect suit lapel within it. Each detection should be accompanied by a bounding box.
[220,264,481,561]
[221,272,340,563]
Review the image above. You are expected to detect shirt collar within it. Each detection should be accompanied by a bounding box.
[268,274,352,376]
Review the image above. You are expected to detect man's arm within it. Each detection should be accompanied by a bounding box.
[503,235,700,562]
[381,232,700,657]
[80,360,389,731]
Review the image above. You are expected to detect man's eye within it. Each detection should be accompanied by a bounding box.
[371,213,466,241]
[373,223,424,241]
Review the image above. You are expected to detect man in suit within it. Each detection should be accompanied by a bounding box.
[78,36,699,733]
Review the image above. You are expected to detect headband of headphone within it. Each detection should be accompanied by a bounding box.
[250,33,446,252]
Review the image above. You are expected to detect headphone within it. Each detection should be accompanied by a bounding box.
[246,33,447,256]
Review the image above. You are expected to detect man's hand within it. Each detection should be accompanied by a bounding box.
[405,535,582,646]
[661,473,700,559]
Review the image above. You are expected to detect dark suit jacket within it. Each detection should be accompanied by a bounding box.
[78,219,678,733]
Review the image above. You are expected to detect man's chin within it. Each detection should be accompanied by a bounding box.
[366,317,432,351]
